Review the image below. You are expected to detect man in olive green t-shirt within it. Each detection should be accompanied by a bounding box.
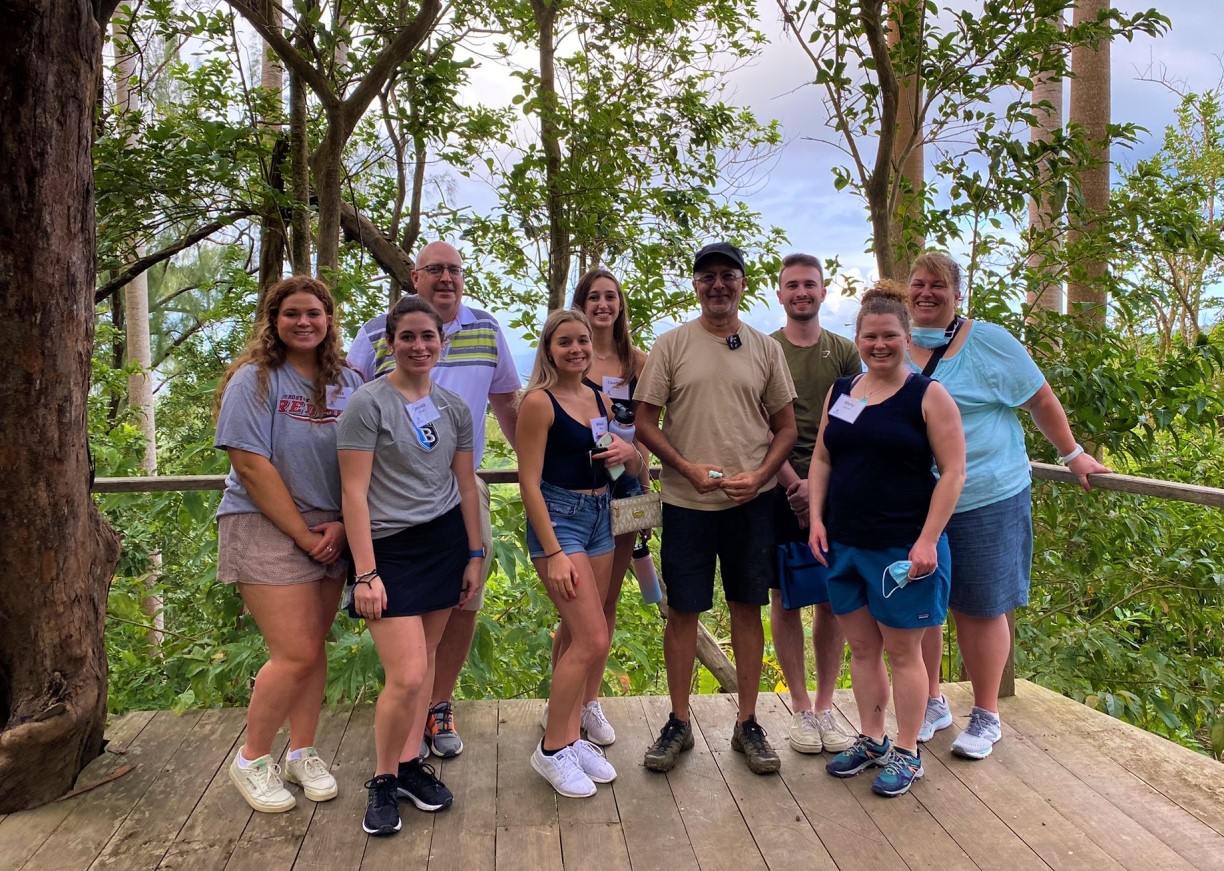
[634,241,798,776]
[769,253,862,757]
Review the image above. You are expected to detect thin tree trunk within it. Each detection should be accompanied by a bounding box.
[1066,0,1110,326]
[887,0,924,280]
[257,0,286,293]
[288,64,311,276]
[112,13,162,649]
[1027,13,1066,315]
[531,0,570,310]
[0,0,122,811]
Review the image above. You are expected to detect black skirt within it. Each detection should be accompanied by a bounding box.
[349,505,466,618]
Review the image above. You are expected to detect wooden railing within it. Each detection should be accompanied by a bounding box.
[92,464,1224,698]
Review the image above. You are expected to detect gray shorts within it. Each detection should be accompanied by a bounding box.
[217,508,347,586]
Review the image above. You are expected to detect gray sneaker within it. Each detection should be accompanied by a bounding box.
[731,716,781,775]
[426,700,464,758]
[643,714,694,772]
[917,695,953,743]
[951,707,1001,759]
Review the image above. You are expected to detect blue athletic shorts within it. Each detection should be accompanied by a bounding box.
[526,480,615,559]
[945,486,1032,618]
[825,536,951,629]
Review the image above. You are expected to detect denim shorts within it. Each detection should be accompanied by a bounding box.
[660,492,774,613]
[825,536,951,630]
[526,480,615,559]
[945,486,1032,618]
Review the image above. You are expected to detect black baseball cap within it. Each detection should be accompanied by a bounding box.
[693,242,746,273]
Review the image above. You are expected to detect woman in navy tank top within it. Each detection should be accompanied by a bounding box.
[806,282,965,797]
[548,269,651,748]
[517,309,642,799]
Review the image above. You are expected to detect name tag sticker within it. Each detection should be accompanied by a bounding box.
[602,376,630,400]
[590,417,609,439]
[406,396,441,427]
[327,385,354,411]
[829,394,865,424]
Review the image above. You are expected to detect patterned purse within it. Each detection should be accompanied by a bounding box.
[609,491,663,537]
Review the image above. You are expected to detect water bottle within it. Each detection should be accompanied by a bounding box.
[606,406,635,481]
[632,534,663,604]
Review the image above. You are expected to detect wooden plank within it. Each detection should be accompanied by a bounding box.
[943,683,1196,871]
[594,697,698,871]
[1014,680,1224,835]
[20,710,204,871]
[996,681,1224,868]
[494,699,558,829]
[291,704,377,871]
[770,694,909,871]
[639,694,766,871]
[558,821,631,871]
[0,710,155,871]
[1029,463,1224,508]
[426,700,497,871]
[495,824,561,871]
[828,688,980,871]
[86,707,247,870]
[689,693,837,871]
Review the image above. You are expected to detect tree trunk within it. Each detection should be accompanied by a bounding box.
[112,13,162,648]
[531,0,570,310]
[288,64,312,277]
[1066,0,1110,326]
[861,0,902,280]
[313,120,344,278]
[1027,12,1066,315]
[0,0,122,812]
[257,0,286,293]
[886,0,924,281]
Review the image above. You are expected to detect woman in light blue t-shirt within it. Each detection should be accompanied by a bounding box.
[905,252,1110,762]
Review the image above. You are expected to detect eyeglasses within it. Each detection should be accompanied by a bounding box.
[418,264,464,277]
[695,271,743,286]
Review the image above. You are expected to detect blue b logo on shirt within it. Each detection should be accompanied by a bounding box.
[415,422,438,451]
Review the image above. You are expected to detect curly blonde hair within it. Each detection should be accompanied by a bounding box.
[214,276,348,419]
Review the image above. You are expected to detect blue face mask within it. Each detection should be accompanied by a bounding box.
[882,560,936,598]
[910,327,951,349]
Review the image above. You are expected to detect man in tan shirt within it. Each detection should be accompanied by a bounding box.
[634,242,798,775]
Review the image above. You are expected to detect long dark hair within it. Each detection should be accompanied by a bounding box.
[571,268,636,381]
[214,276,346,418]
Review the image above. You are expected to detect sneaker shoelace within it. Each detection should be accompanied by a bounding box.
[739,719,769,747]
[576,738,606,759]
[798,710,820,731]
[658,717,687,746]
[247,761,284,793]
[554,746,586,778]
[814,710,844,733]
[880,752,918,778]
[430,702,455,732]
[298,754,329,780]
[585,701,610,727]
[964,709,995,738]
[366,776,396,808]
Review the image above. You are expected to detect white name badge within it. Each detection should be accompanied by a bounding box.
[406,396,441,427]
[326,385,353,411]
[829,394,865,424]
[590,417,609,439]
[602,376,630,400]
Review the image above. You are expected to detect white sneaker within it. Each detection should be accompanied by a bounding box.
[530,742,596,798]
[580,700,616,746]
[572,739,617,783]
[814,709,856,753]
[951,707,1002,759]
[787,711,824,754]
[283,747,338,802]
[917,695,954,743]
[229,753,295,813]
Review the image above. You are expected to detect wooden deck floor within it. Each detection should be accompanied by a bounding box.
[2,680,1222,871]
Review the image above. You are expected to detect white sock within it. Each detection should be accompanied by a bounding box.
[287,747,309,761]
[236,749,256,769]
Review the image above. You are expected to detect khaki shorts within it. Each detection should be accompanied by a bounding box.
[461,477,495,612]
[217,509,347,586]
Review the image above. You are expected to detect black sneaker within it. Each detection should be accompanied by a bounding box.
[731,715,781,775]
[363,774,401,836]
[396,758,454,812]
[643,713,694,772]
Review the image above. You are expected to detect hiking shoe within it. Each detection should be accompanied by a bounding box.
[581,700,616,746]
[917,695,953,743]
[363,774,401,835]
[788,710,824,754]
[826,734,892,778]
[420,736,430,760]
[426,700,464,758]
[573,738,617,783]
[531,742,597,798]
[872,746,924,796]
[229,753,295,813]
[814,709,856,753]
[731,716,781,774]
[643,714,694,772]
[396,758,453,812]
[283,747,338,802]
[951,707,1001,759]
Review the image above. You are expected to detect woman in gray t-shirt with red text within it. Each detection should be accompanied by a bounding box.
[214,276,363,815]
